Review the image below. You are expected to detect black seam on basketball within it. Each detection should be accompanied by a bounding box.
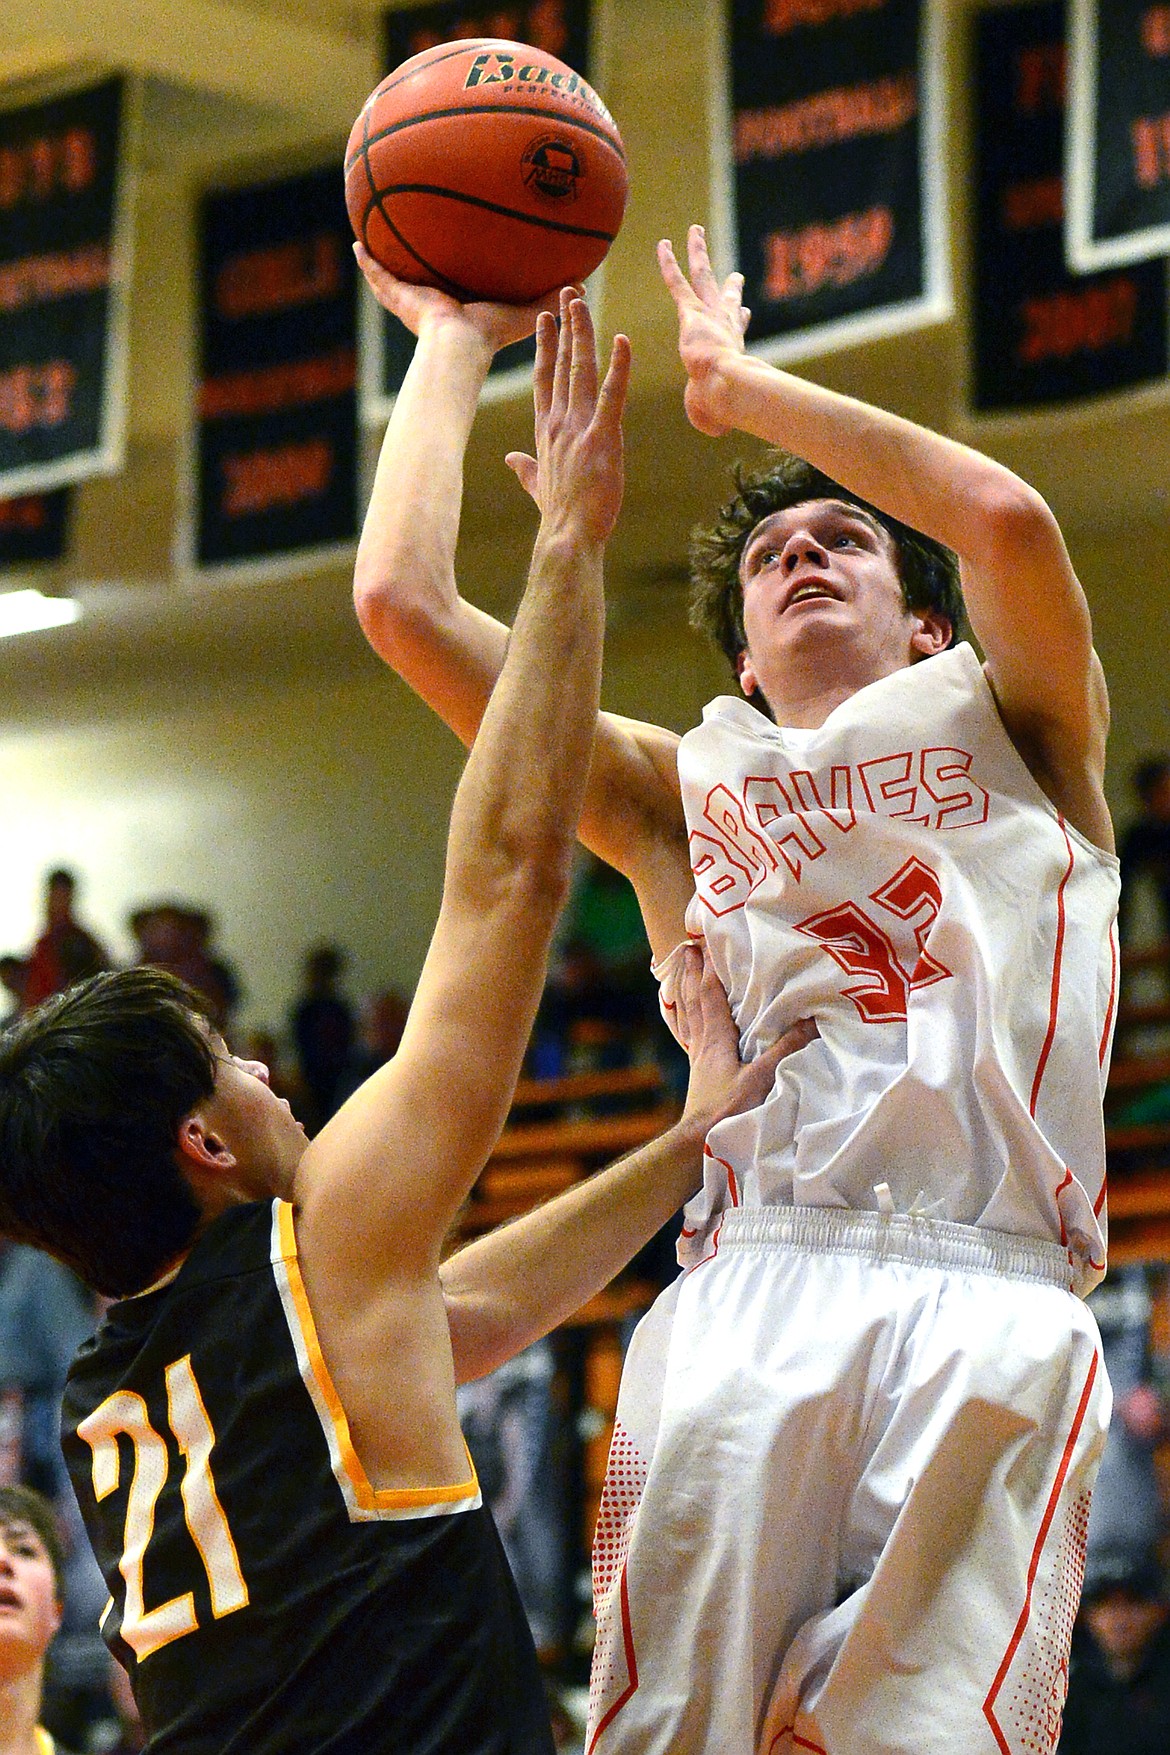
[372,41,503,102]
[356,103,625,163]
[375,183,616,241]
[362,179,475,300]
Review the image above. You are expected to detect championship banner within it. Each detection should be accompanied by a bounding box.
[0,490,70,567]
[0,77,133,497]
[972,1,1167,414]
[1067,0,1170,270]
[723,0,948,363]
[195,166,358,570]
[363,0,594,423]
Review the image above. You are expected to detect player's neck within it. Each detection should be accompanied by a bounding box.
[0,1668,44,1755]
[750,648,913,730]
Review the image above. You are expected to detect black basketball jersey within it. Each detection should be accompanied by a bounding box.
[61,1199,555,1755]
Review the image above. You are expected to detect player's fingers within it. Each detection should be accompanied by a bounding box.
[756,1018,818,1079]
[548,286,574,424]
[657,238,695,304]
[531,310,557,424]
[593,333,631,433]
[686,223,722,299]
[566,297,599,420]
[671,942,704,1049]
[504,451,539,500]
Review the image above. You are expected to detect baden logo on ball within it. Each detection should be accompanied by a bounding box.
[345,37,627,304]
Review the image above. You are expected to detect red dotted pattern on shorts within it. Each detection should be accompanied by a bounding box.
[997,1488,1092,1754]
[588,1421,649,1736]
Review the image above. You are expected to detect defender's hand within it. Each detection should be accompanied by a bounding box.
[354,243,562,355]
[506,289,631,547]
[672,940,815,1131]
[657,225,751,438]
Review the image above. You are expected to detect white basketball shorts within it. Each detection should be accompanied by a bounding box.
[586,1207,1109,1755]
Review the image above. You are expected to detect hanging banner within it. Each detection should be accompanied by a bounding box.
[972,0,1167,414]
[195,166,358,570]
[0,490,70,567]
[362,0,594,424]
[1067,0,1170,269]
[0,76,132,498]
[723,0,948,364]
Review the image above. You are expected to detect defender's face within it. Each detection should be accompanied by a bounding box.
[0,1518,60,1678]
[202,1043,309,1199]
[737,499,930,702]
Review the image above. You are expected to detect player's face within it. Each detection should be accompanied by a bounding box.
[736,499,936,703]
[200,1040,309,1199]
[0,1518,61,1678]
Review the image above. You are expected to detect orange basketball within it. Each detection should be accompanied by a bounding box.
[345,39,628,304]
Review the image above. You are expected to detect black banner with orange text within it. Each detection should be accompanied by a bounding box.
[973,0,1167,413]
[0,490,70,567]
[196,166,358,568]
[0,77,130,497]
[727,0,947,360]
[1067,0,1170,269]
[368,0,594,418]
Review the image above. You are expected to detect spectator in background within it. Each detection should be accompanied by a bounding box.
[1084,1266,1170,1593]
[1,958,28,1029]
[290,945,355,1133]
[22,872,108,1012]
[334,988,409,1108]
[0,1484,73,1755]
[0,1249,107,1742]
[1060,1552,1170,1754]
[129,904,240,1038]
[1119,756,1170,947]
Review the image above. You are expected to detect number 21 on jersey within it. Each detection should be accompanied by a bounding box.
[77,1353,248,1660]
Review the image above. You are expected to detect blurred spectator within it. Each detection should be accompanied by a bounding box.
[1060,1552,1170,1754]
[1085,1266,1170,1591]
[1,956,28,1029]
[457,1341,566,1660]
[290,945,356,1132]
[0,1248,108,1738]
[530,855,661,1079]
[22,871,108,1011]
[1119,756,1170,946]
[128,904,240,1037]
[0,1484,74,1755]
[335,989,409,1106]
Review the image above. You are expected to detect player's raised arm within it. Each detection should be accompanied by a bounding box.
[441,945,816,1382]
[352,250,694,958]
[300,294,628,1280]
[659,226,1111,850]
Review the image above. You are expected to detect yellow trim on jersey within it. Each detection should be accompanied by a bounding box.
[270,1200,481,1521]
[36,1730,56,1755]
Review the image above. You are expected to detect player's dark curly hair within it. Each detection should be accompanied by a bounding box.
[689,452,965,674]
[0,967,217,1298]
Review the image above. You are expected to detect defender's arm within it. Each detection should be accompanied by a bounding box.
[441,947,816,1381]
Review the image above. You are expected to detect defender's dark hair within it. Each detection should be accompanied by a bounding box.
[0,1484,66,1601]
[689,452,965,673]
[0,967,217,1298]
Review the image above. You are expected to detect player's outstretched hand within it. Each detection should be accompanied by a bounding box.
[657,224,751,438]
[354,242,563,355]
[673,939,815,1132]
[506,288,631,548]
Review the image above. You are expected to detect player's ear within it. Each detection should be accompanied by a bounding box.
[910,610,952,659]
[175,1115,237,1178]
[736,648,759,697]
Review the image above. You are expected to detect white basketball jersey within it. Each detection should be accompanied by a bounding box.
[658,643,1120,1296]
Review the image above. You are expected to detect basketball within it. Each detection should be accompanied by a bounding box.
[345,39,628,304]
